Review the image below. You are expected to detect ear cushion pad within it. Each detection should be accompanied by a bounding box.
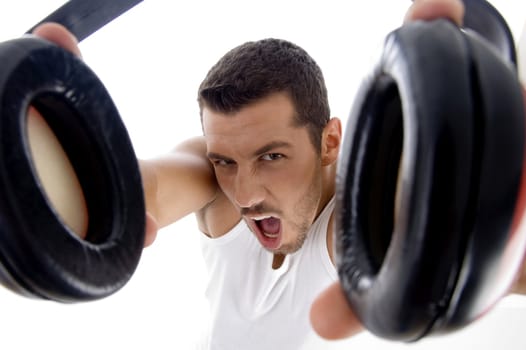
[0,37,145,302]
[462,0,517,65]
[335,7,525,343]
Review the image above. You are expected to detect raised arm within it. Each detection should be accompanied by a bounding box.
[31,23,219,247]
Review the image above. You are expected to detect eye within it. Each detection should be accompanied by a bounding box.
[211,158,235,167]
[260,153,283,161]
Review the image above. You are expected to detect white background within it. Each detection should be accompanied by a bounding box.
[0,1,526,349]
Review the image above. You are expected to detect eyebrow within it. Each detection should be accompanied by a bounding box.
[206,141,293,160]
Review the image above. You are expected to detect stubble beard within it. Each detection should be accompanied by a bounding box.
[274,167,323,255]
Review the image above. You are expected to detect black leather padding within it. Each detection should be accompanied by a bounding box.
[463,0,517,65]
[335,1,525,342]
[0,36,145,302]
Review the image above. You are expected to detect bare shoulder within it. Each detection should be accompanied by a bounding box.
[140,136,218,228]
[174,137,241,237]
[197,189,241,238]
[142,135,240,237]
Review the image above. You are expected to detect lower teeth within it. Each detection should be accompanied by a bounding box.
[263,232,278,238]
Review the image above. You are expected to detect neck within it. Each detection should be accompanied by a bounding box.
[272,253,286,270]
[317,162,336,217]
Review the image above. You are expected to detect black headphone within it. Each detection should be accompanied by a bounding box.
[0,0,145,302]
[335,0,526,341]
[0,1,523,338]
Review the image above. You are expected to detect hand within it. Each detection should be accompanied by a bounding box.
[32,22,82,58]
[144,212,159,247]
[310,0,468,340]
[404,0,464,24]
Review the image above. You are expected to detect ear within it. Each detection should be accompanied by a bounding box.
[321,117,342,166]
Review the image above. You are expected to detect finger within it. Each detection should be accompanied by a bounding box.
[143,212,159,248]
[519,23,526,86]
[31,22,83,58]
[310,282,363,340]
[510,87,526,294]
[405,0,465,26]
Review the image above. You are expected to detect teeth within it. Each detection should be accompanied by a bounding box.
[252,215,272,221]
[263,232,279,238]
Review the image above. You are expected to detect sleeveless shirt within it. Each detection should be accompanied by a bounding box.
[198,197,338,349]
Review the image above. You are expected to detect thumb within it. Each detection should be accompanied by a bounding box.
[143,212,158,248]
[310,282,363,340]
[32,22,83,58]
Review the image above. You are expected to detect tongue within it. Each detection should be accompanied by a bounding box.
[260,217,280,234]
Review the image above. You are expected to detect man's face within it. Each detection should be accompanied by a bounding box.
[203,92,325,254]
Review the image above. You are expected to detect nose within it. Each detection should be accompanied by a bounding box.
[233,167,265,209]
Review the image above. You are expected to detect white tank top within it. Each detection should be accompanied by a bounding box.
[199,197,338,349]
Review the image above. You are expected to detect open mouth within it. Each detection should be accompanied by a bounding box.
[248,215,282,250]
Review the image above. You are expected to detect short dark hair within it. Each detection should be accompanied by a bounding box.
[198,38,330,151]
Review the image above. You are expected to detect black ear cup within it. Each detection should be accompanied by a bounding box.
[0,36,145,302]
[462,0,517,65]
[335,0,526,342]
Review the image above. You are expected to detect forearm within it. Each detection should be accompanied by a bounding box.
[28,102,216,241]
[27,106,89,239]
[510,254,526,294]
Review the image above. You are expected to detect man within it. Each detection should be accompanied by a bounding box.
[29,0,526,348]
